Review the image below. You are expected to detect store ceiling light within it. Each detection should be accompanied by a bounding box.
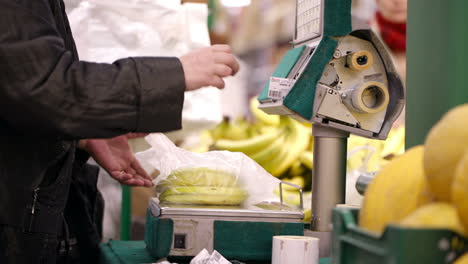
[221,0,251,8]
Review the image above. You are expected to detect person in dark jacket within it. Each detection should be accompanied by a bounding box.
[0,0,240,263]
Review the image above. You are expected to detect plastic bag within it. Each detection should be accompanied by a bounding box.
[68,0,223,141]
[345,145,376,206]
[136,134,280,206]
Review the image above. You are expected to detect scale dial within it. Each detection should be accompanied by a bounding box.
[295,0,323,44]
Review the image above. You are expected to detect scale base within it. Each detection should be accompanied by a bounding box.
[145,200,305,262]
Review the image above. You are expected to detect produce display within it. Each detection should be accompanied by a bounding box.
[359,104,468,240]
[182,96,406,213]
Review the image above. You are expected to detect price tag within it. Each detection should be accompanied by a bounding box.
[268,77,296,100]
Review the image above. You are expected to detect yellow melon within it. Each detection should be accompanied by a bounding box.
[454,253,468,264]
[399,202,466,236]
[452,149,468,232]
[359,146,434,234]
[424,104,468,201]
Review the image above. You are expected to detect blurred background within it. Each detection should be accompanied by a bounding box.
[64,0,391,107]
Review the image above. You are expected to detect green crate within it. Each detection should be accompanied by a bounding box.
[331,208,468,264]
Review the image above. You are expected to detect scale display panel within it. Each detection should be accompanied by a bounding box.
[295,0,322,44]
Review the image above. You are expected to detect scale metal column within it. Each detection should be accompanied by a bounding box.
[258,0,405,256]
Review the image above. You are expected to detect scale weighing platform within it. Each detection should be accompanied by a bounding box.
[144,197,305,262]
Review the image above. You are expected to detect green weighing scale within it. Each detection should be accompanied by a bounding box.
[145,182,305,262]
[144,0,404,262]
[257,0,404,258]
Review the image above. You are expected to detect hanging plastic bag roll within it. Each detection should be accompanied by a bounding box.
[272,236,319,264]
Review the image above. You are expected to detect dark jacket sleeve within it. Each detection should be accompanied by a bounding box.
[0,0,185,139]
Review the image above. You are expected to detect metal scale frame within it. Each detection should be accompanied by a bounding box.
[144,183,306,262]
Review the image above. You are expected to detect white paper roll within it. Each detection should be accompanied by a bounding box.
[272,236,319,264]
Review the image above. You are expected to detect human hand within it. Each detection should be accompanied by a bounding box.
[80,134,153,187]
[180,44,240,90]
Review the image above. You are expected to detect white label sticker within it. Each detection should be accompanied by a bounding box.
[268,77,296,100]
[190,249,231,264]
[206,250,231,264]
[190,249,211,264]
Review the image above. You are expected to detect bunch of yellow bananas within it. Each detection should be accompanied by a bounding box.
[157,167,248,206]
[347,125,405,173]
[202,98,314,213]
[210,98,313,182]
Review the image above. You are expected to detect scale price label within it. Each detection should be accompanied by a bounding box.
[268,77,296,100]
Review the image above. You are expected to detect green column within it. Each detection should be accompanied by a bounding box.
[121,185,132,240]
[406,0,468,148]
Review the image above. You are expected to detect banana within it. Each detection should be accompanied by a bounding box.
[273,189,311,207]
[210,118,229,140]
[382,126,405,158]
[249,97,280,126]
[261,123,294,175]
[189,145,210,153]
[156,167,248,206]
[161,194,246,205]
[159,186,248,205]
[347,135,383,171]
[157,167,238,191]
[281,175,305,191]
[260,135,293,174]
[223,117,250,140]
[211,116,251,141]
[299,151,314,170]
[395,142,405,156]
[267,118,310,177]
[289,160,306,177]
[307,134,314,151]
[212,128,282,154]
[250,134,287,166]
[259,125,279,134]
[188,130,214,153]
[160,186,246,198]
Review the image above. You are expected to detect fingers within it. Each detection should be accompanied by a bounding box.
[211,44,232,53]
[111,171,132,182]
[213,52,240,75]
[210,76,225,89]
[180,44,240,91]
[214,64,233,78]
[131,159,152,182]
[126,133,149,139]
[111,169,153,187]
[121,177,153,187]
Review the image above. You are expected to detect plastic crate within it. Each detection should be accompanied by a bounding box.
[331,207,468,264]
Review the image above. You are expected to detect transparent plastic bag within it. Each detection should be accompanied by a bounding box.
[136,134,281,206]
[346,145,376,206]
